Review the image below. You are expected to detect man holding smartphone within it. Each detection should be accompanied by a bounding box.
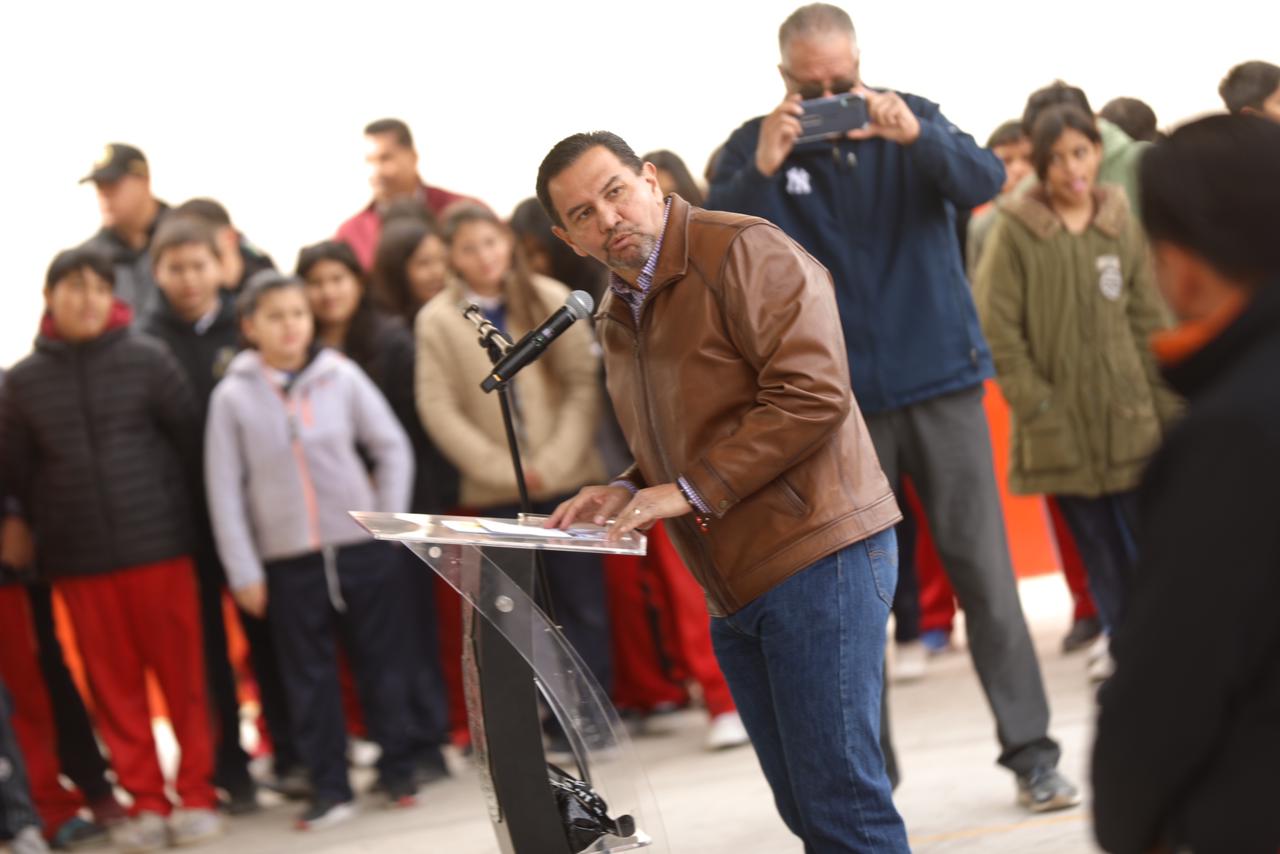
[707,3,1078,813]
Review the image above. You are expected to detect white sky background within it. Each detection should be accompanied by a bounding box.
[1,0,1275,366]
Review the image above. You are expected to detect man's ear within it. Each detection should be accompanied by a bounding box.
[1241,105,1261,119]
[552,225,589,259]
[641,162,663,199]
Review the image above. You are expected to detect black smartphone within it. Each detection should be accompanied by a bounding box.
[797,93,869,143]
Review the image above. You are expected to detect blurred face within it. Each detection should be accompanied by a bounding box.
[242,287,313,370]
[406,233,448,306]
[779,32,860,99]
[449,220,512,297]
[519,234,553,277]
[155,243,221,322]
[45,267,114,342]
[302,259,363,330]
[94,175,152,232]
[549,146,667,276]
[1044,128,1102,209]
[654,168,678,197]
[365,133,419,204]
[994,138,1033,196]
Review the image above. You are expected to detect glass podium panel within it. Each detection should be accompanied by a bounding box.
[351,512,667,854]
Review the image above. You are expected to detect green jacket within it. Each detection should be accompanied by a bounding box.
[974,185,1180,497]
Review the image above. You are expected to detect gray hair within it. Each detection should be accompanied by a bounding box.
[778,3,856,53]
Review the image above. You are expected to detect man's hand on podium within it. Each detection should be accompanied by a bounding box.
[545,482,690,543]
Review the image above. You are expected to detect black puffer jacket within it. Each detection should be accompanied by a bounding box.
[0,311,198,578]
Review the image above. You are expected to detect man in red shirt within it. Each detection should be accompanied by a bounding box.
[335,118,470,269]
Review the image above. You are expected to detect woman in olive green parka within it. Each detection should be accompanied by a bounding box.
[975,105,1179,645]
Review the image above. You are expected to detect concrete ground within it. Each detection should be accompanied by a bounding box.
[184,575,1103,853]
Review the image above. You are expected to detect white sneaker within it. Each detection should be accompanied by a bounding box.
[109,812,168,854]
[168,808,224,846]
[1088,649,1116,683]
[11,826,49,854]
[705,711,751,751]
[892,640,927,683]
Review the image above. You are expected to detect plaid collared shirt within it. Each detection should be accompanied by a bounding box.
[607,197,672,326]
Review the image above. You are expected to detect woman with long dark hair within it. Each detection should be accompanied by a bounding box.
[370,216,450,327]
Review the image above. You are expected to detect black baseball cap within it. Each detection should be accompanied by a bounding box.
[79,143,149,184]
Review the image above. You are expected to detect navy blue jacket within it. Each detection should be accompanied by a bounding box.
[707,91,1004,414]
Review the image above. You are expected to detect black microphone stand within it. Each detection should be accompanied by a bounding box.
[460,302,572,852]
[466,305,534,515]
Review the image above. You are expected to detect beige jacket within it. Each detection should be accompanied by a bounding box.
[414,274,604,508]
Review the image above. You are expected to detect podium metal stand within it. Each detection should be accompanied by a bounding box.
[351,511,667,854]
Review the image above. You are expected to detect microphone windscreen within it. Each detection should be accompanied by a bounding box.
[566,290,595,320]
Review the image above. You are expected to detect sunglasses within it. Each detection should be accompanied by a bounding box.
[782,67,857,101]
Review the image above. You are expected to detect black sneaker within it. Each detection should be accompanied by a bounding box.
[263,766,312,801]
[415,747,451,786]
[295,798,356,831]
[219,780,261,816]
[1016,766,1082,813]
[1061,616,1103,654]
[383,778,418,810]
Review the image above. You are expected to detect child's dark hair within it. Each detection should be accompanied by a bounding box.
[46,246,116,290]
[235,270,305,320]
[295,239,383,374]
[1030,105,1102,182]
[1219,61,1280,115]
[986,120,1026,150]
[151,216,220,269]
[1140,114,1280,283]
[1022,81,1092,136]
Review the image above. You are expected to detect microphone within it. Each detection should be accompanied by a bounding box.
[480,290,594,392]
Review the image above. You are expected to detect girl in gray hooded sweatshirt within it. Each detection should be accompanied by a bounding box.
[204,273,418,830]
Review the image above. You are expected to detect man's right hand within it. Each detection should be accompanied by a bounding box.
[234,583,268,619]
[543,484,632,529]
[755,94,805,178]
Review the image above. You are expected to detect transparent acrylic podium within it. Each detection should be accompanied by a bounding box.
[351,511,668,854]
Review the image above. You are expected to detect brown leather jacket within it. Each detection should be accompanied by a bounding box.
[597,195,901,616]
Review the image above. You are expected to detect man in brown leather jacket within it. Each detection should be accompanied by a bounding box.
[541,131,910,852]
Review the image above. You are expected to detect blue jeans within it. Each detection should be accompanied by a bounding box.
[710,529,909,853]
[1053,491,1138,635]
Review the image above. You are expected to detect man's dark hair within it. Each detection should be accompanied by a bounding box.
[986,120,1026,149]
[1140,114,1280,283]
[364,118,414,149]
[1022,81,1093,135]
[151,217,220,268]
[175,197,232,228]
[1218,61,1280,115]
[535,131,643,228]
[778,3,855,52]
[45,245,116,290]
[1099,97,1159,142]
[1030,105,1102,182]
